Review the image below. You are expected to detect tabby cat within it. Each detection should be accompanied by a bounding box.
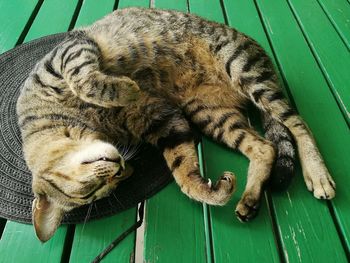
[16,8,335,242]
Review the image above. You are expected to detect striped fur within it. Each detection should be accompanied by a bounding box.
[17,8,335,241]
[262,113,295,190]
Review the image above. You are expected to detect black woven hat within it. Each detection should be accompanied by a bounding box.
[0,33,172,224]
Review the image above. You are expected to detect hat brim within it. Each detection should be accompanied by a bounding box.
[0,33,172,224]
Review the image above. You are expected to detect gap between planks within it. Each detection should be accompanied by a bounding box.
[0,219,6,239]
[135,202,146,263]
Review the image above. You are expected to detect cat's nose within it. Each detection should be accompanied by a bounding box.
[111,163,132,182]
[111,157,125,178]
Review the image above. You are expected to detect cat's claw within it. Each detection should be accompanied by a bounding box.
[215,171,236,193]
[312,178,335,200]
[207,178,212,188]
[205,172,236,206]
[235,194,260,222]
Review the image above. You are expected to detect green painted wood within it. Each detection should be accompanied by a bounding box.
[228,0,349,261]
[23,0,79,42]
[189,0,225,24]
[288,0,350,125]
[143,2,207,262]
[317,0,350,50]
[153,0,187,11]
[118,0,149,9]
[69,208,137,263]
[256,0,350,258]
[75,0,115,27]
[202,140,280,263]
[0,0,39,53]
[0,221,68,263]
[198,143,213,263]
[69,4,138,263]
[223,0,271,57]
[144,183,207,263]
[188,2,280,262]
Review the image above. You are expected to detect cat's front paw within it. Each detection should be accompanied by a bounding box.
[116,77,141,106]
[235,193,260,222]
[205,171,236,206]
[304,168,336,200]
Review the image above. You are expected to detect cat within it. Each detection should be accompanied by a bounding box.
[16,7,335,242]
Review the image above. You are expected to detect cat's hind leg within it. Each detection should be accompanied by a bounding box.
[240,76,335,199]
[183,89,275,221]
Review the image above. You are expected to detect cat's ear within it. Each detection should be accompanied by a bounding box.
[32,194,64,242]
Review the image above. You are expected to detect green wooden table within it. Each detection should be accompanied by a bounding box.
[0,0,349,262]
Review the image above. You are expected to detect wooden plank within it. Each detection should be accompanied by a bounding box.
[118,0,149,9]
[23,0,79,42]
[202,140,281,263]
[189,0,225,24]
[152,0,187,11]
[69,208,137,263]
[317,0,350,50]
[74,0,115,27]
[143,2,208,263]
[288,0,350,125]
[69,3,138,262]
[198,143,213,262]
[144,184,207,263]
[0,221,68,263]
[189,2,281,262]
[254,0,350,260]
[0,0,39,53]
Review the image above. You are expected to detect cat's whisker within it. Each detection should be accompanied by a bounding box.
[81,203,93,235]
[125,149,139,160]
[112,192,125,209]
[118,143,128,157]
[120,143,131,160]
[107,199,116,208]
[123,143,141,161]
[125,143,132,157]
[116,142,123,152]
[94,202,99,214]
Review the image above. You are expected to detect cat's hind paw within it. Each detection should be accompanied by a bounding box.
[305,171,336,200]
[235,193,260,222]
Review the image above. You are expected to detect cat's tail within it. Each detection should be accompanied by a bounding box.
[240,71,335,199]
[261,112,295,190]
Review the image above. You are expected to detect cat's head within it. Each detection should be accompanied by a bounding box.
[24,135,132,242]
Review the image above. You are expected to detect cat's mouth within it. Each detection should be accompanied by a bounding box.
[81,157,122,165]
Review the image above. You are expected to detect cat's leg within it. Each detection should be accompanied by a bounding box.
[57,33,139,107]
[183,93,275,221]
[241,78,335,199]
[122,96,236,205]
